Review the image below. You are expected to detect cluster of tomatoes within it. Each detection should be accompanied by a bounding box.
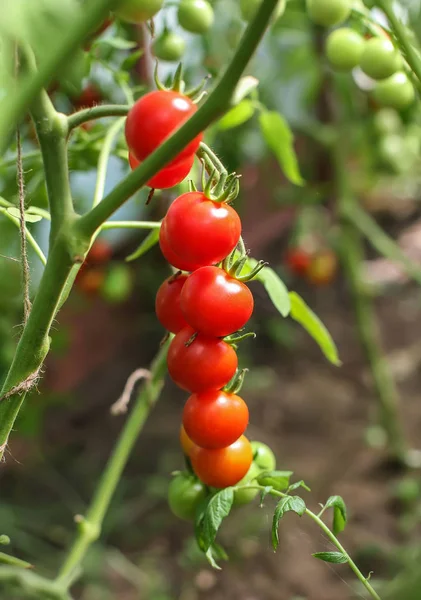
[307,0,414,111]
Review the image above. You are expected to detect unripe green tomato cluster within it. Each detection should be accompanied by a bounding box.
[306,0,351,27]
[114,0,164,23]
[360,38,402,80]
[325,28,365,71]
[373,72,415,110]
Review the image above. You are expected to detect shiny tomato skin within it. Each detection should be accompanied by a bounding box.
[183,390,249,449]
[180,266,254,337]
[191,435,253,488]
[164,192,241,264]
[128,152,194,189]
[125,90,202,166]
[159,220,204,272]
[167,326,238,392]
[155,273,189,333]
[180,425,195,457]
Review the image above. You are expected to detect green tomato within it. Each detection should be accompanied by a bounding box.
[114,0,164,23]
[101,264,132,304]
[373,108,402,135]
[239,0,286,23]
[178,0,214,34]
[306,0,351,27]
[251,441,277,471]
[360,38,402,80]
[233,462,261,506]
[153,31,186,62]
[326,28,365,72]
[168,473,207,521]
[373,72,415,110]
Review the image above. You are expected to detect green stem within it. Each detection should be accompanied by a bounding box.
[375,0,421,85]
[75,0,280,239]
[0,568,71,600]
[55,340,170,589]
[334,125,407,462]
[0,0,115,156]
[92,118,125,208]
[67,105,130,132]
[0,207,47,265]
[343,202,421,287]
[100,221,161,230]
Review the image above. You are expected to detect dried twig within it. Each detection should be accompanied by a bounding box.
[111,368,152,415]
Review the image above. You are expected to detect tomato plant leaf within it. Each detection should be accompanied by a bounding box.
[289,292,341,366]
[94,37,138,50]
[257,470,293,491]
[259,111,304,186]
[201,488,234,551]
[205,542,229,570]
[288,480,311,493]
[312,552,348,564]
[0,552,32,569]
[121,49,144,71]
[325,495,347,535]
[246,258,290,317]
[232,76,259,105]
[126,227,160,262]
[272,496,306,550]
[218,100,255,130]
[6,207,42,223]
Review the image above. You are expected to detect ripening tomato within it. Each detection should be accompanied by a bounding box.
[114,0,164,23]
[164,192,241,265]
[306,0,351,27]
[285,248,311,276]
[191,435,253,488]
[180,425,195,457]
[167,326,238,392]
[76,268,105,296]
[129,152,194,189]
[125,90,202,167]
[159,220,204,271]
[180,266,254,337]
[183,390,249,449]
[155,273,189,333]
[73,84,102,109]
[168,473,207,521]
[306,250,338,285]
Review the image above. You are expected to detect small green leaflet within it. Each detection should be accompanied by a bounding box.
[5,207,42,223]
[200,488,234,551]
[0,552,32,569]
[324,495,347,535]
[272,496,306,550]
[257,470,293,492]
[312,552,348,564]
[246,258,290,317]
[287,480,311,493]
[205,542,229,570]
[122,49,144,71]
[126,227,160,262]
[95,37,138,50]
[218,100,255,131]
[232,76,259,105]
[259,111,304,186]
[289,292,341,366]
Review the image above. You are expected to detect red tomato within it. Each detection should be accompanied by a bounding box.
[167,326,238,392]
[125,90,202,167]
[155,273,189,333]
[164,191,241,265]
[76,268,105,296]
[183,390,249,449]
[180,266,254,337]
[285,248,311,276]
[73,84,102,109]
[128,152,194,189]
[180,425,195,457]
[191,435,253,488]
[87,240,113,265]
[159,220,203,272]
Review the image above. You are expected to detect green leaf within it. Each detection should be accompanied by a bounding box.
[218,100,255,130]
[121,49,144,71]
[201,488,234,551]
[126,227,160,262]
[312,552,348,564]
[232,76,259,105]
[289,292,341,366]
[95,37,137,50]
[272,496,306,550]
[325,495,347,535]
[257,470,293,491]
[205,542,229,570]
[288,480,311,493]
[259,111,304,186]
[6,207,42,223]
[0,552,32,569]
[245,258,290,317]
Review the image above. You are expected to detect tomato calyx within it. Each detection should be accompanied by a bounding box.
[223,367,249,395]
[153,62,210,102]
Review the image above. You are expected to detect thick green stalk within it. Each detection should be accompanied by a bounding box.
[335,130,407,462]
[0,567,72,600]
[376,0,421,85]
[55,341,170,589]
[0,0,115,156]
[75,0,280,239]
[67,105,130,132]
